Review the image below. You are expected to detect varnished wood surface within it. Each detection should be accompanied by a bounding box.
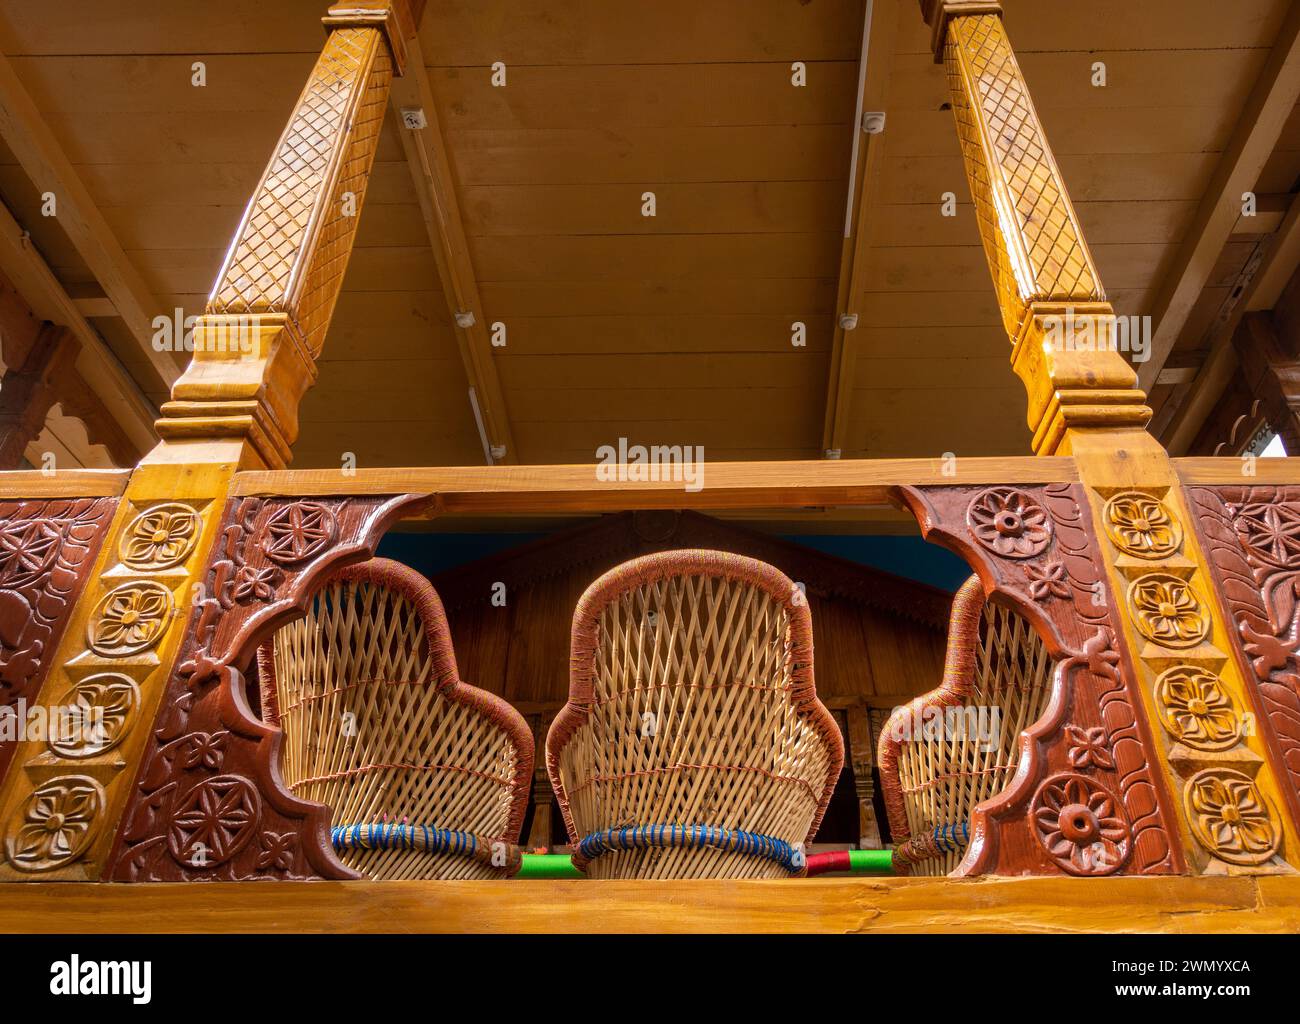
[0,468,130,496]
[1175,455,1300,483]
[2,876,1298,933]
[231,456,1079,511]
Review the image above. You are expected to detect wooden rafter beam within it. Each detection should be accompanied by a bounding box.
[0,46,177,391]
[1137,0,1300,393]
[388,31,517,464]
[1162,192,1300,454]
[822,0,897,458]
[0,195,155,461]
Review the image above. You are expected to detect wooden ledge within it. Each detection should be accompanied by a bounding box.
[230,457,1079,515]
[0,469,130,498]
[1,875,1296,933]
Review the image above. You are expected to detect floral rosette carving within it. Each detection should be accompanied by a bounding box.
[1126,573,1208,649]
[1153,666,1241,751]
[1103,491,1181,559]
[1231,502,1300,569]
[261,502,337,566]
[966,487,1052,559]
[87,581,175,657]
[119,503,200,571]
[1184,768,1279,866]
[1030,772,1131,875]
[4,775,105,871]
[49,673,140,758]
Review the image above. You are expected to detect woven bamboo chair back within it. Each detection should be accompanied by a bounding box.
[878,575,1054,876]
[258,558,533,880]
[547,550,844,879]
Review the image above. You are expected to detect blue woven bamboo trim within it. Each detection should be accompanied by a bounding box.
[932,821,969,853]
[577,824,800,872]
[331,823,479,857]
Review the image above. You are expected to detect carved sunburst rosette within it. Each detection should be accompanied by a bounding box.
[966,487,1053,559]
[1030,772,1132,876]
[166,775,263,870]
[1184,768,1280,866]
[86,581,175,657]
[1126,573,1209,649]
[1102,491,1182,559]
[1153,665,1241,752]
[1231,502,1300,569]
[119,503,201,570]
[4,775,105,871]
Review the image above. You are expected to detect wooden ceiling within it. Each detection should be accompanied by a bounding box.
[0,0,1296,467]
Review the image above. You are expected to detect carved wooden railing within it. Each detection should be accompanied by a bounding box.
[0,0,1296,883]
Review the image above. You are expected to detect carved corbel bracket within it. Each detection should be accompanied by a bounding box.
[896,483,1182,876]
[105,491,431,881]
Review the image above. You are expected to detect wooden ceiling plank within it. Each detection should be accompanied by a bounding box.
[0,194,154,459]
[1137,0,1300,393]
[389,32,516,464]
[0,46,176,391]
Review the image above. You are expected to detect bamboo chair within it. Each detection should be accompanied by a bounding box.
[547,550,844,879]
[878,575,1054,876]
[258,558,533,880]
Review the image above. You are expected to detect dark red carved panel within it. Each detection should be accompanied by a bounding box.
[0,497,116,783]
[897,483,1182,876]
[104,492,429,881]
[1188,485,1300,833]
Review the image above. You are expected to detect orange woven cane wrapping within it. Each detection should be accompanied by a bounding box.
[877,574,1053,877]
[258,557,534,879]
[878,574,985,873]
[548,549,844,879]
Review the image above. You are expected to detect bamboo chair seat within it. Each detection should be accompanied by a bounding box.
[878,575,1054,876]
[547,550,844,879]
[258,558,533,880]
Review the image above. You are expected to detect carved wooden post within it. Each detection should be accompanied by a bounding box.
[0,1,412,880]
[0,325,79,469]
[1234,312,1300,454]
[846,704,883,849]
[923,0,1299,873]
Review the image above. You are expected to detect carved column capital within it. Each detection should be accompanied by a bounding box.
[322,0,420,76]
[918,0,1003,62]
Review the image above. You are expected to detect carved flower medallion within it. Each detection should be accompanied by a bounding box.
[87,581,174,657]
[1127,573,1208,648]
[1030,772,1131,875]
[49,672,140,758]
[1184,769,1279,866]
[966,487,1052,559]
[119,503,200,570]
[4,775,104,871]
[1154,666,1241,751]
[261,502,336,566]
[1102,491,1181,559]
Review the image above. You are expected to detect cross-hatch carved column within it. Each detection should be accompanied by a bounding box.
[927,1,1149,456]
[922,0,1300,875]
[0,2,413,881]
[156,2,408,471]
